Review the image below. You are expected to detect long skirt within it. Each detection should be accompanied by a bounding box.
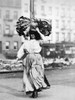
[23,53,49,93]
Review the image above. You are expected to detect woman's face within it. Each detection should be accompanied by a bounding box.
[30,34,35,39]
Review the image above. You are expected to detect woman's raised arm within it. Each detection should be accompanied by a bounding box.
[36,27,51,41]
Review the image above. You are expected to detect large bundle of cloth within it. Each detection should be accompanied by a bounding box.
[16,16,52,38]
[16,16,30,36]
[37,19,52,36]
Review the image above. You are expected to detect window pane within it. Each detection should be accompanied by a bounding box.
[61,20,65,29]
[5,41,10,49]
[49,6,52,15]
[62,32,65,41]
[4,25,10,34]
[0,9,1,18]
[24,3,28,12]
[14,41,18,50]
[56,20,59,28]
[56,32,59,42]
[6,10,10,19]
[61,8,65,17]
[14,11,18,19]
[0,24,1,33]
[55,7,59,16]
[41,5,46,16]
[68,32,71,41]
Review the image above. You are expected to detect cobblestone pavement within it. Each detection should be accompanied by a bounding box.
[0,78,75,100]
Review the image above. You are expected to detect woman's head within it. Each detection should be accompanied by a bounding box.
[30,31,42,40]
[30,33,35,39]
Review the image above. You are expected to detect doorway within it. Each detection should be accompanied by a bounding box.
[0,41,2,53]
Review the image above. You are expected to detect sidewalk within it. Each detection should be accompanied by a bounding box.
[0,78,75,100]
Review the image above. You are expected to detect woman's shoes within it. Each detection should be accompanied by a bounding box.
[37,88,42,92]
[42,85,50,90]
[26,91,33,95]
[30,91,38,98]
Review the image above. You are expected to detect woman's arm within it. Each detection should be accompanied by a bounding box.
[24,26,30,36]
[17,43,25,60]
[12,43,27,64]
[36,27,51,41]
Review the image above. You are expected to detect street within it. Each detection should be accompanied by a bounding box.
[45,67,75,87]
[0,66,75,100]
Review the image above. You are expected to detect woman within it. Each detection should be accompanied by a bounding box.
[15,35,47,98]
[15,18,51,98]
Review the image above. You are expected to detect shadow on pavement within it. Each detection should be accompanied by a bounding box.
[0,84,51,99]
[0,84,28,98]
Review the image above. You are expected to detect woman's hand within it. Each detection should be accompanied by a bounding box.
[36,27,51,41]
[36,28,46,40]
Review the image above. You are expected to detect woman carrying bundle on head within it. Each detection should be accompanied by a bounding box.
[13,17,51,98]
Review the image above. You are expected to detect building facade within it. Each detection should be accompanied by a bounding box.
[35,0,75,43]
[0,0,22,57]
[22,0,75,43]
[0,0,75,58]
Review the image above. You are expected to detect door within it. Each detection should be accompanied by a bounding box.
[0,41,2,53]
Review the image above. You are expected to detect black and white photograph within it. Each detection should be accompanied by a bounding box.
[0,0,75,100]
